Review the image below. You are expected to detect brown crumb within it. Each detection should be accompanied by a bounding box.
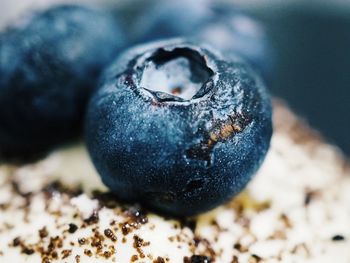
[11,237,35,256]
[61,249,72,259]
[249,254,262,263]
[103,250,112,258]
[121,223,132,235]
[131,255,139,262]
[78,238,86,245]
[154,256,166,263]
[233,243,248,253]
[280,213,292,228]
[90,230,104,250]
[304,189,319,206]
[84,210,99,225]
[133,235,146,258]
[133,235,144,248]
[13,237,21,247]
[231,255,239,263]
[39,227,48,238]
[22,247,35,255]
[84,249,93,257]
[104,228,117,242]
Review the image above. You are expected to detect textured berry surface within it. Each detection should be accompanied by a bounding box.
[85,39,272,216]
[0,5,126,158]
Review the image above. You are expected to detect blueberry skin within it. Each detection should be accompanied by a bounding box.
[85,39,272,216]
[0,5,126,158]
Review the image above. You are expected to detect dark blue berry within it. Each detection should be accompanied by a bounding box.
[195,9,273,82]
[131,1,272,81]
[85,39,272,216]
[131,0,213,42]
[0,5,126,158]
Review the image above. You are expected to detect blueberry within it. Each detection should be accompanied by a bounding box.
[195,9,273,82]
[131,1,272,81]
[0,5,126,158]
[131,0,213,43]
[85,39,272,216]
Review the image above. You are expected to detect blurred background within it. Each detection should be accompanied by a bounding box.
[1,0,350,155]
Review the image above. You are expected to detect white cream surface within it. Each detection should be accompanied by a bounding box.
[0,103,350,262]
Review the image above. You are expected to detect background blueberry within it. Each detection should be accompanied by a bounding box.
[195,9,273,83]
[130,0,213,42]
[85,39,272,216]
[130,0,272,82]
[0,5,126,159]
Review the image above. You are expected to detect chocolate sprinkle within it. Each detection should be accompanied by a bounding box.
[184,255,211,263]
[332,235,345,241]
[84,210,99,225]
[68,223,78,234]
[154,257,166,263]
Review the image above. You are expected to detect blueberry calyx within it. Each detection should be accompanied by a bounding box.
[134,46,215,103]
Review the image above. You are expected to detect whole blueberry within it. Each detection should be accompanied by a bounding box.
[195,9,273,82]
[85,39,272,216]
[0,5,126,158]
[131,0,213,43]
[131,1,272,81]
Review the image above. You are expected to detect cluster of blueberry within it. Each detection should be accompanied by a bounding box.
[0,2,272,216]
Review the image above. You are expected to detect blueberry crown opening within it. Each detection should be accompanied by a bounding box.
[140,47,214,101]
